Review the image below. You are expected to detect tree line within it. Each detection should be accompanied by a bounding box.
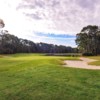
[0,19,78,54]
[76,25,100,55]
[2,19,100,55]
[0,30,77,54]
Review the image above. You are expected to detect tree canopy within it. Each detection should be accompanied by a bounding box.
[0,19,5,28]
[76,25,100,55]
[0,31,77,54]
[0,18,78,54]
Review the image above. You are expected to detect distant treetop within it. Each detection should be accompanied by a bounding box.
[0,19,5,28]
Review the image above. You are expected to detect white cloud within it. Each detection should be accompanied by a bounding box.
[0,0,100,46]
[17,0,100,34]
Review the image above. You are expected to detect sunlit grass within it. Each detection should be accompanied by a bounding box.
[88,56,100,66]
[0,54,100,100]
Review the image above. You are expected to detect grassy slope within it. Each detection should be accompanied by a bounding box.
[0,54,100,100]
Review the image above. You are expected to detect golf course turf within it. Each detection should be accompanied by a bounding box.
[0,54,100,100]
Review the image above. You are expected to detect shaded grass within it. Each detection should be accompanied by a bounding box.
[0,54,100,100]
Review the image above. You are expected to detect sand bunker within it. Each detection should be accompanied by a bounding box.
[64,57,100,70]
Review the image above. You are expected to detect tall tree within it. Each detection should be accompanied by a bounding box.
[0,31,20,54]
[0,19,5,28]
[76,25,100,55]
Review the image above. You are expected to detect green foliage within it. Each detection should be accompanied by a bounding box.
[0,18,77,54]
[76,25,100,55]
[0,32,77,54]
[0,54,100,100]
[82,52,94,56]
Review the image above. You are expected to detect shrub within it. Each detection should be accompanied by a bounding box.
[82,52,94,56]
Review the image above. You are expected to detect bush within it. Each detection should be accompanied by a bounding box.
[82,52,94,56]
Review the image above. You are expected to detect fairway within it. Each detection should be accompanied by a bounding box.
[0,54,100,100]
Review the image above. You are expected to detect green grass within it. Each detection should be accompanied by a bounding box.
[88,56,100,66]
[0,54,100,100]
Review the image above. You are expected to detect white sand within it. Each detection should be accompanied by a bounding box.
[64,57,100,70]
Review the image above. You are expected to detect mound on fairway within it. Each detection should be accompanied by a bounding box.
[0,54,100,100]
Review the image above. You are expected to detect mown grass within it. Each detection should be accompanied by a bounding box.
[0,54,100,100]
[88,56,100,66]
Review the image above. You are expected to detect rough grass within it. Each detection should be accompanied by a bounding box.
[88,56,100,66]
[0,54,100,100]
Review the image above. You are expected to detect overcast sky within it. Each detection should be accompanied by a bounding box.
[0,0,99,47]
